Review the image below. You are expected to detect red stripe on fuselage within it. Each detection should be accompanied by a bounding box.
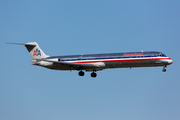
[72,57,172,63]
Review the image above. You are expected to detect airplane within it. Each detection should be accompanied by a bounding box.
[7,42,173,78]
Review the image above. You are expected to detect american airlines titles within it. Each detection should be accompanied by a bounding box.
[123,53,144,56]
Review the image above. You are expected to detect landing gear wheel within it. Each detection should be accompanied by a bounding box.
[91,72,97,78]
[79,71,85,76]
[162,68,166,72]
[162,66,166,72]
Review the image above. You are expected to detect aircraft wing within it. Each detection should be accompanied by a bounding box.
[41,59,106,68]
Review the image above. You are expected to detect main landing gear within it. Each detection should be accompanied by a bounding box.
[78,70,85,76]
[78,70,97,78]
[91,71,97,78]
[162,66,166,72]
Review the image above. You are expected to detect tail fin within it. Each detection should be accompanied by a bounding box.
[7,42,49,59]
[24,42,49,59]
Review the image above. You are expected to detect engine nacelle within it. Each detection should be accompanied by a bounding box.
[31,60,53,66]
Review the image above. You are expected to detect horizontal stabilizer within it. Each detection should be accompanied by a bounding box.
[6,42,36,46]
[7,42,49,59]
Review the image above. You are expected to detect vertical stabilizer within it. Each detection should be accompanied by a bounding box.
[24,42,49,59]
[7,42,49,59]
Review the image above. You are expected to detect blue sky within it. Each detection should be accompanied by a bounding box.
[1,0,180,120]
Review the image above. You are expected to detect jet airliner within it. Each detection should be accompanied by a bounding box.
[8,42,173,78]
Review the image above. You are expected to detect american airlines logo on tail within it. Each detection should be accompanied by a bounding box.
[33,49,41,56]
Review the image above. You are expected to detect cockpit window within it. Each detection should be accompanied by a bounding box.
[157,53,166,57]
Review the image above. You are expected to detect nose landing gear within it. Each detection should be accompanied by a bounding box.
[162,66,166,72]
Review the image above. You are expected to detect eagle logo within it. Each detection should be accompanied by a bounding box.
[33,49,41,56]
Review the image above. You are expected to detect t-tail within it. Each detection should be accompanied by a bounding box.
[7,42,49,59]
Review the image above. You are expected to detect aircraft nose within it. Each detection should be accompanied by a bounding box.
[168,58,173,64]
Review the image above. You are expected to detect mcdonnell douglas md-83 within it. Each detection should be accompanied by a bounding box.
[8,42,173,78]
